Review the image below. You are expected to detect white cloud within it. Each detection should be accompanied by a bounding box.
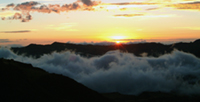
[1,47,200,95]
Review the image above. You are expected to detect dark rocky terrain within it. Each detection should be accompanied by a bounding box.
[0,58,111,102]
[1,58,200,102]
[102,92,200,102]
[11,39,200,58]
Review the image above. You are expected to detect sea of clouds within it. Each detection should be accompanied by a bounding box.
[0,47,200,95]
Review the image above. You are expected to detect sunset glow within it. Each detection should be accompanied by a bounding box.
[112,36,126,40]
[0,0,199,45]
[1,0,200,99]
[116,41,121,44]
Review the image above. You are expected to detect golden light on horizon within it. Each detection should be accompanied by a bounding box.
[111,36,126,40]
[110,36,127,44]
[0,0,199,46]
[116,41,121,44]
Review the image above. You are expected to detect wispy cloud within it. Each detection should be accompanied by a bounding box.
[6,3,15,8]
[114,14,145,17]
[0,39,12,43]
[147,0,199,4]
[114,13,176,18]
[101,0,200,11]
[0,30,31,33]
[46,23,79,31]
[175,27,200,30]
[170,1,200,11]
[1,0,200,22]
[146,7,161,11]
[102,2,158,6]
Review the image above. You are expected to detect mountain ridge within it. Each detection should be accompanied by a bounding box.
[0,58,111,102]
[1,58,200,102]
[11,39,200,58]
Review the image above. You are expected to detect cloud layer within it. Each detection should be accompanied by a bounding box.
[0,47,200,95]
[1,0,200,22]
[0,30,31,33]
[170,2,200,11]
[1,0,101,22]
[0,39,12,43]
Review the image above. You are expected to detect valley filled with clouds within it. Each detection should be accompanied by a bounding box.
[1,47,200,95]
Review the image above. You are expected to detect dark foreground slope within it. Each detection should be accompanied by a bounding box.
[0,58,111,102]
[1,59,200,102]
[11,39,200,58]
[103,92,200,102]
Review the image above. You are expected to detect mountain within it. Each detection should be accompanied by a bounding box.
[1,59,200,102]
[0,58,111,102]
[11,39,200,58]
[103,92,200,102]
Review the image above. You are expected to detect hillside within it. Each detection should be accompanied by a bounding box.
[11,39,200,58]
[0,58,111,102]
[1,58,200,102]
[102,92,200,102]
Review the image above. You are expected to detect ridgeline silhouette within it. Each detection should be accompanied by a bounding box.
[11,39,200,58]
[0,58,111,102]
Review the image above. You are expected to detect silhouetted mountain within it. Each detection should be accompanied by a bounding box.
[0,58,111,102]
[1,59,200,102]
[103,92,200,102]
[11,39,200,58]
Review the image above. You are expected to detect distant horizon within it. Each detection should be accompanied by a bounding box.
[0,38,199,47]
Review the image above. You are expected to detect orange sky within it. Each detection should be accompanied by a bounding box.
[0,0,200,46]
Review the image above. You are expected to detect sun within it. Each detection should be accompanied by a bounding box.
[110,36,125,45]
[109,35,127,44]
[116,41,121,44]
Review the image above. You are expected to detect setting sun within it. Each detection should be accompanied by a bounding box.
[116,41,121,44]
[111,36,127,44]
